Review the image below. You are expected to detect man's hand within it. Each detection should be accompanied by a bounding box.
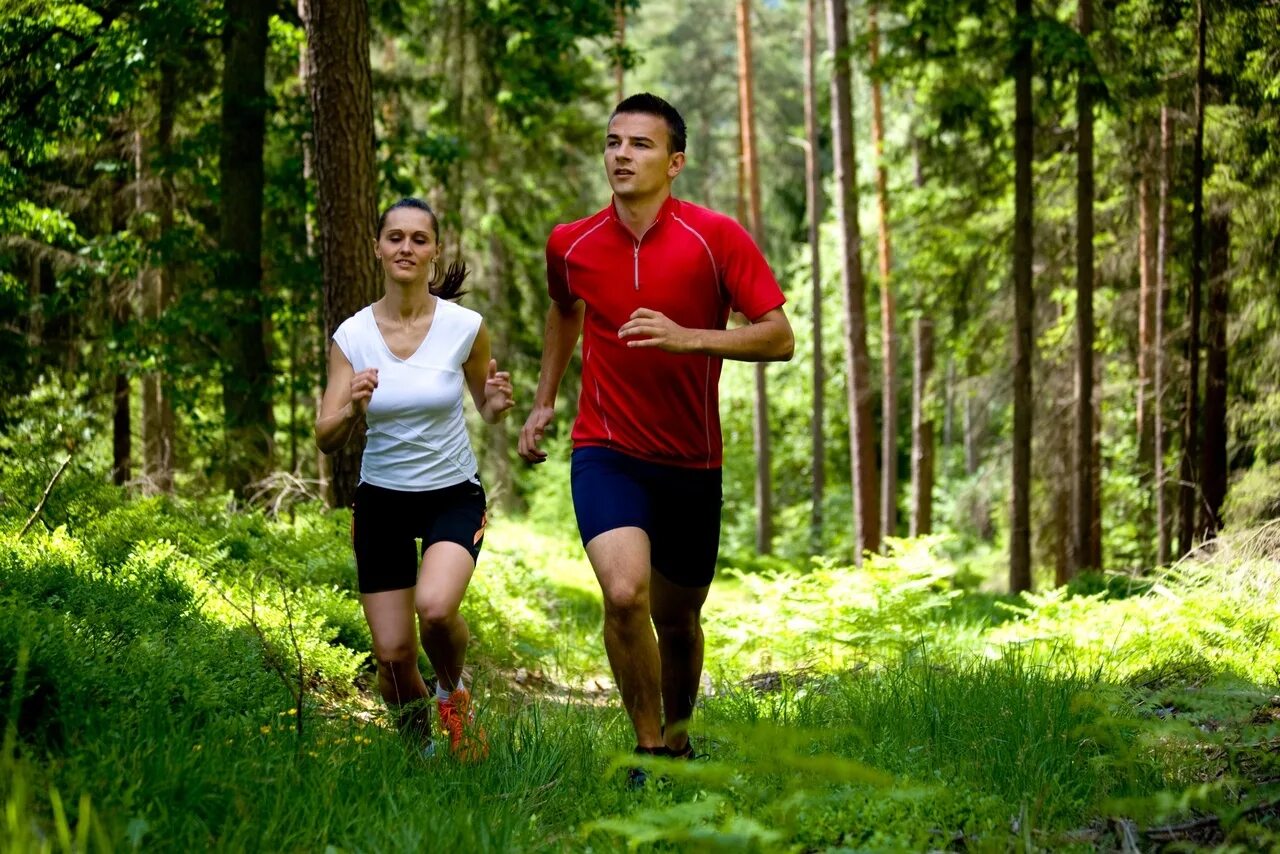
[482,359,514,422]
[618,308,700,353]
[518,405,556,463]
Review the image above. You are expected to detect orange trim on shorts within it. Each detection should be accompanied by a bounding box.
[473,512,487,545]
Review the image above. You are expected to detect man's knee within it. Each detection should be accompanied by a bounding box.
[652,608,701,644]
[600,576,649,619]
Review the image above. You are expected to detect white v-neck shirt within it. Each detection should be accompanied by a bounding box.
[332,298,482,491]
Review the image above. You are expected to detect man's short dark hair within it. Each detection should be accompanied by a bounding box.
[611,93,687,154]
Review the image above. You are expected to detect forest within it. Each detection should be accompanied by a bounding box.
[1,0,1279,849]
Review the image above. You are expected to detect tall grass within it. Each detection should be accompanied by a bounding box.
[2,495,1278,850]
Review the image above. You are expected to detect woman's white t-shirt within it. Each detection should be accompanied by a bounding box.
[332,298,482,491]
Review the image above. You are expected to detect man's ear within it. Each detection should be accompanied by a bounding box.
[668,151,686,180]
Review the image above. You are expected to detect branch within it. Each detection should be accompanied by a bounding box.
[20,455,73,537]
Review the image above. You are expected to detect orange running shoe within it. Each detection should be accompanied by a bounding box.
[437,687,488,762]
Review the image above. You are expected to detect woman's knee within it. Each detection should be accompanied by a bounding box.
[372,638,418,668]
[415,596,459,631]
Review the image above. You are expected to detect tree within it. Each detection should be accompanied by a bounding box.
[1010,0,1035,593]
[1072,0,1096,575]
[1199,209,1229,536]
[868,2,898,541]
[1178,0,1207,555]
[736,0,774,554]
[302,0,379,509]
[827,0,880,562]
[803,0,824,550]
[219,0,273,500]
[1154,104,1173,565]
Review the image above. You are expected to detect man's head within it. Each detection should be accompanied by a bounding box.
[610,93,686,154]
[605,94,687,202]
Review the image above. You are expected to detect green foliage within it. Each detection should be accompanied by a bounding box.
[1223,464,1280,529]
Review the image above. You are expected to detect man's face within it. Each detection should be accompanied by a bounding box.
[604,112,684,201]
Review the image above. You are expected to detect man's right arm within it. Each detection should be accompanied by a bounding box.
[517,299,585,463]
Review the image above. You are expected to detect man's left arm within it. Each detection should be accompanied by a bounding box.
[618,306,794,362]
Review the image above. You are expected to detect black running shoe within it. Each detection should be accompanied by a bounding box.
[625,745,667,790]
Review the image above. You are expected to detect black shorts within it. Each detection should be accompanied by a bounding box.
[570,446,722,588]
[351,479,487,594]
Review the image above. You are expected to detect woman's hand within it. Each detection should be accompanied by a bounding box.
[481,359,514,423]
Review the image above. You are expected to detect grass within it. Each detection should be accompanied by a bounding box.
[2,498,1279,851]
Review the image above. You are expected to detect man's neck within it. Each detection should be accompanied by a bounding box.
[612,190,671,239]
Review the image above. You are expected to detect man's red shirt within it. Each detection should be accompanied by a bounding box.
[546,195,786,469]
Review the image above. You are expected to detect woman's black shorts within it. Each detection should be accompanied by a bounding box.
[351,479,487,594]
[570,446,722,588]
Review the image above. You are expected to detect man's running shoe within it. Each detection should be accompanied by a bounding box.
[437,687,488,762]
[626,745,668,790]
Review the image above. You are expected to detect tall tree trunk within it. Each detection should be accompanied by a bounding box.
[910,314,934,537]
[869,3,898,540]
[1179,0,1206,555]
[1199,210,1229,537]
[804,0,825,551]
[1010,0,1035,593]
[303,0,379,509]
[909,133,935,538]
[736,0,773,555]
[1154,105,1173,565]
[1137,140,1157,468]
[219,0,273,501]
[140,63,177,495]
[485,196,519,514]
[826,0,880,562]
[113,370,131,486]
[1072,0,1095,576]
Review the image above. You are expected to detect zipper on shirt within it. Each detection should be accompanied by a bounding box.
[633,242,640,290]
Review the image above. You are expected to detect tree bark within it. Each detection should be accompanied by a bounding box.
[219,0,273,500]
[1072,0,1095,576]
[1154,105,1173,565]
[1010,0,1035,593]
[112,368,130,486]
[614,0,626,103]
[303,0,379,509]
[910,315,934,537]
[827,0,880,562]
[736,0,773,554]
[485,198,519,513]
[1137,141,1157,468]
[804,0,825,551]
[1199,210,1229,537]
[869,3,898,541]
[1179,0,1206,555]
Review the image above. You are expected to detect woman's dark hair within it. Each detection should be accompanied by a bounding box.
[376,197,469,300]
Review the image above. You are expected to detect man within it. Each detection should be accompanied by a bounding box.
[518,93,793,783]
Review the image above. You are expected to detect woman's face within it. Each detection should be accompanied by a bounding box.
[375,207,439,286]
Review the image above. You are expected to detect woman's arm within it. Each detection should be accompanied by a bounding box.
[315,344,377,453]
[463,320,515,425]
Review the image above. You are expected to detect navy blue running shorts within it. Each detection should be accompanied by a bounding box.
[351,479,487,594]
[570,446,723,588]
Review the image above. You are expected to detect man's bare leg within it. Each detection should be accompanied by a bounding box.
[649,569,709,753]
[585,526,663,749]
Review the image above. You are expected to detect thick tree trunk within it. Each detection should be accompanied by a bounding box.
[303,0,379,509]
[736,0,773,554]
[1010,0,1035,593]
[1199,211,1229,537]
[1179,0,1206,555]
[113,370,130,486]
[219,0,273,501]
[804,0,824,551]
[869,3,898,540]
[1154,105,1173,565]
[827,0,880,562]
[1072,0,1095,576]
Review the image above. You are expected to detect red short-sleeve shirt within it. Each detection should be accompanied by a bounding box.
[546,195,785,468]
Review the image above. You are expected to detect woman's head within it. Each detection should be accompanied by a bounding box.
[374,197,468,300]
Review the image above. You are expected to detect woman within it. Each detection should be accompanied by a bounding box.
[316,197,514,760]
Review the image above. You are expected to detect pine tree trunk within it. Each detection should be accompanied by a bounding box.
[869,3,898,541]
[804,0,825,551]
[1179,0,1206,556]
[485,200,519,513]
[827,0,881,562]
[1010,0,1035,593]
[1199,211,1229,537]
[1154,105,1173,565]
[1137,143,1157,468]
[910,134,935,538]
[303,0,379,510]
[1072,0,1095,576]
[736,0,773,554]
[219,0,273,501]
